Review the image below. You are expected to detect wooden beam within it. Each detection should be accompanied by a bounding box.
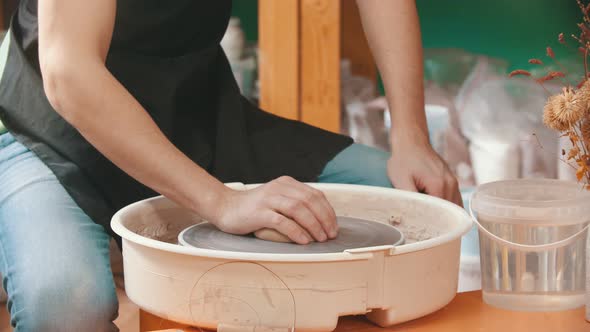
[340,0,377,81]
[300,0,341,133]
[258,0,300,121]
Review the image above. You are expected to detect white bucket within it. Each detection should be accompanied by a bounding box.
[469,179,590,311]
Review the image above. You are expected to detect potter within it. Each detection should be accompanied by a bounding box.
[0,1,459,331]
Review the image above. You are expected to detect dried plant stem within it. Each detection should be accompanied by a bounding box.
[532,133,544,149]
[575,124,589,156]
[512,1,590,188]
[577,0,590,24]
[553,58,571,78]
[585,48,589,79]
[537,81,552,96]
[560,157,578,170]
[570,124,590,182]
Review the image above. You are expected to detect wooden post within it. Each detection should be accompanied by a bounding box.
[340,0,377,81]
[258,0,376,133]
[299,0,341,133]
[258,0,301,121]
[258,0,342,133]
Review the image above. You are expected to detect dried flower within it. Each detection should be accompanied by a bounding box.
[513,1,590,187]
[576,159,589,181]
[572,80,590,116]
[579,23,590,39]
[543,88,582,130]
[577,165,587,181]
[570,131,580,144]
[544,103,568,131]
[582,117,590,143]
[508,69,532,77]
[536,71,566,83]
[568,146,580,160]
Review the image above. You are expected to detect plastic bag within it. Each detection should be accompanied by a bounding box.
[457,58,558,184]
[340,60,389,150]
[421,50,495,187]
[424,48,480,95]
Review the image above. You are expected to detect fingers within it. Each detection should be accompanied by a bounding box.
[276,176,338,239]
[423,177,445,199]
[387,158,418,192]
[423,170,462,207]
[444,174,463,207]
[264,176,336,242]
[271,194,329,242]
[266,211,313,244]
[392,176,418,192]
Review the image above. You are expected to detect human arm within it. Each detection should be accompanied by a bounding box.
[356,0,462,205]
[38,0,337,243]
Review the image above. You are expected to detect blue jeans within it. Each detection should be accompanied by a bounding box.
[0,132,390,331]
[0,133,119,332]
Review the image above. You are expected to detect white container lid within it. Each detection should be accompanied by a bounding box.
[471,179,590,225]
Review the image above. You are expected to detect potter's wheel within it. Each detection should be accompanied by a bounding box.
[178,216,404,254]
[113,183,473,330]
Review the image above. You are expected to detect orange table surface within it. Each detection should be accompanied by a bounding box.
[144,291,590,332]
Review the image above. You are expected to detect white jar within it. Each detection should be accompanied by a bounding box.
[469,136,520,185]
[221,17,245,63]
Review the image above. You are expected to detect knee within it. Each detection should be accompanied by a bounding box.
[322,144,392,188]
[13,273,118,332]
[357,169,392,188]
[353,151,391,188]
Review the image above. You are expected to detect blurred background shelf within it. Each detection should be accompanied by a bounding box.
[0,0,580,133]
[240,0,580,133]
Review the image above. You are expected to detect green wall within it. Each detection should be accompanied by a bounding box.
[417,0,579,70]
[232,0,581,70]
[231,1,259,43]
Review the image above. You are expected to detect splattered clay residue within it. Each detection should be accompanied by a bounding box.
[128,194,445,246]
[387,215,439,244]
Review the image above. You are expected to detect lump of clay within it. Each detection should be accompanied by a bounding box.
[254,228,294,243]
[254,228,317,244]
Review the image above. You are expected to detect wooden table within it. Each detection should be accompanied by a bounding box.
[142,291,589,332]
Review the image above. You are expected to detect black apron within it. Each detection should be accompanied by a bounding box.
[0,0,353,241]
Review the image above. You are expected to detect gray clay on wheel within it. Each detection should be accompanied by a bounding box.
[179,216,405,254]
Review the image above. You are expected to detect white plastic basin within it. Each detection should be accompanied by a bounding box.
[112,183,472,331]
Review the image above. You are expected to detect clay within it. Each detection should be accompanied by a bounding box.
[180,217,404,254]
[254,228,294,243]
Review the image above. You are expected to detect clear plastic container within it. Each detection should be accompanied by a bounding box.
[470,179,590,311]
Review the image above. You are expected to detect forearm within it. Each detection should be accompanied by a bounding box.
[356,0,429,148]
[44,62,228,221]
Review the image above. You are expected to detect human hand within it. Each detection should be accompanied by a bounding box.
[214,176,338,244]
[388,140,462,207]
